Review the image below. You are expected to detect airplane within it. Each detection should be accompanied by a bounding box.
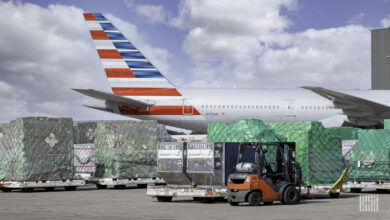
[74,13,390,132]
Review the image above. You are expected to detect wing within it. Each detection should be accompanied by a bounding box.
[303,87,390,126]
[72,89,155,107]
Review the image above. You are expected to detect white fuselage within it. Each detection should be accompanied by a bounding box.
[111,88,390,132]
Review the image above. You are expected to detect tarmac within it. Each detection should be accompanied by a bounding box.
[0,185,389,220]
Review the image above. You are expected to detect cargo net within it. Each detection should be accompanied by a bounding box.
[207,119,284,143]
[0,117,74,181]
[268,121,345,185]
[94,120,174,179]
[325,127,360,141]
[73,121,98,144]
[349,130,390,182]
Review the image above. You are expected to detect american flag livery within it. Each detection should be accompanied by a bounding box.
[83,13,200,116]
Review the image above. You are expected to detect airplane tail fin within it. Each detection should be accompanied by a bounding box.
[83,13,181,97]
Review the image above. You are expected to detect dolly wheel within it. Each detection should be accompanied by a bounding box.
[64,186,77,191]
[96,184,107,189]
[248,191,262,206]
[376,189,388,193]
[193,197,200,201]
[157,196,172,202]
[1,188,12,192]
[137,184,147,188]
[44,187,55,192]
[329,193,340,198]
[282,186,300,204]
[114,185,126,189]
[350,188,361,193]
[228,200,239,206]
[263,201,274,205]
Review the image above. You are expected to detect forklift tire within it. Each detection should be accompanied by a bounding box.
[282,186,300,204]
[329,192,340,198]
[248,191,262,206]
[263,201,274,205]
[157,196,172,202]
[228,200,239,206]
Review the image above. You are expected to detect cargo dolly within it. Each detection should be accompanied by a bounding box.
[345,180,390,193]
[0,179,85,192]
[87,177,165,189]
[147,185,227,202]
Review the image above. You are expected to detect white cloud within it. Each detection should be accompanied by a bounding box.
[124,0,170,24]
[0,1,170,123]
[169,0,371,89]
[381,15,390,27]
[347,13,365,24]
[135,4,168,24]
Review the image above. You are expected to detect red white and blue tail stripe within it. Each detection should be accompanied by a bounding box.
[83,13,201,116]
[83,13,181,97]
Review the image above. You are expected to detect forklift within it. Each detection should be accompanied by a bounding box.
[227,142,301,206]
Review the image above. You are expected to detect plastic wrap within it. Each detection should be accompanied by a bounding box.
[74,143,95,173]
[0,117,74,181]
[94,120,173,178]
[267,121,345,185]
[73,121,98,144]
[349,130,390,181]
[207,119,283,142]
[325,127,360,140]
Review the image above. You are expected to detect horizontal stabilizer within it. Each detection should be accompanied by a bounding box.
[72,88,154,107]
[83,105,113,113]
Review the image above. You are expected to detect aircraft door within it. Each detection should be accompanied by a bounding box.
[183,99,194,115]
[285,99,297,121]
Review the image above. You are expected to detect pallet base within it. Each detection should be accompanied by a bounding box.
[0,180,85,191]
[88,177,165,187]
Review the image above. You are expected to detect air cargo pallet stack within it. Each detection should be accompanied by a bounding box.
[0,117,85,192]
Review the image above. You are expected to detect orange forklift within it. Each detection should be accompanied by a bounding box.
[227,142,301,206]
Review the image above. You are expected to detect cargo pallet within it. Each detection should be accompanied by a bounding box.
[0,179,86,192]
[147,185,227,202]
[345,181,390,193]
[87,177,165,189]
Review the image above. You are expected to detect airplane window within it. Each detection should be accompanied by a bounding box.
[222,105,225,108]
[309,106,312,110]
[260,105,263,109]
[264,106,267,109]
[227,105,229,109]
[231,105,234,108]
[201,105,204,108]
[218,105,221,108]
[243,106,246,109]
[272,105,275,109]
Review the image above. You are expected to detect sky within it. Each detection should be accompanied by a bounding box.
[0,0,390,124]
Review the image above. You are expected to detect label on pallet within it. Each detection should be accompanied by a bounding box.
[188,149,213,159]
[158,150,182,159]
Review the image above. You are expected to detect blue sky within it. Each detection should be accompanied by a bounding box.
[0,0,389,123]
